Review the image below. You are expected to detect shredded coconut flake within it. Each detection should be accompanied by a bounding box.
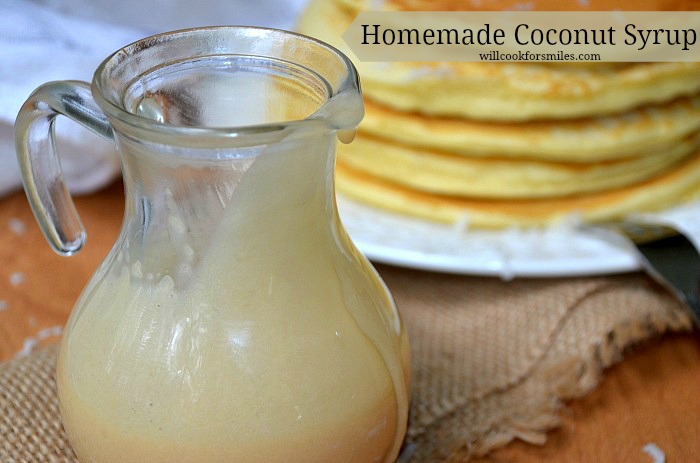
[451,213,472,235]
[9,272,25,286]
[8,218,26,235]
[642,443,666,463]
[15,325,63,359]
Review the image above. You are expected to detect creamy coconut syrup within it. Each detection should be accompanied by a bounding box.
[57,126,409,463]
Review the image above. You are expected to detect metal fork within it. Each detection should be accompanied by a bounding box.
[585,219,700,325]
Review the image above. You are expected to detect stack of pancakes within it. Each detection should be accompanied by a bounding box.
[298,0,700,228]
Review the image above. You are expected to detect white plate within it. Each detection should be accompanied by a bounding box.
[337,196,700,279]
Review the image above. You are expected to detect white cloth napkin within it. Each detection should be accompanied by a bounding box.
[0,0,307,197]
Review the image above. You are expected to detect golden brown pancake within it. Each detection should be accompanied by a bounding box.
[361,96,700,162]
[335,150,700,228]
[337,131,700,198]
[300,0,700,228]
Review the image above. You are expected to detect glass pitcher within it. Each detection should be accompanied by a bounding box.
[15,27,410,463]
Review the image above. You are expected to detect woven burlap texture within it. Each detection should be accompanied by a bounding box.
[0,265,693,463]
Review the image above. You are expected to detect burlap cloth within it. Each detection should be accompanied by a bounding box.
[0,265,693,462]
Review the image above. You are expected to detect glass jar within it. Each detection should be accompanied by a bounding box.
[15,27,410,463]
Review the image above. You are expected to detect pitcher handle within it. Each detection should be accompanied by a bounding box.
[15,81,114,255]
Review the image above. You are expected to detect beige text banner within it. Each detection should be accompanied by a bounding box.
[342,11,700,62]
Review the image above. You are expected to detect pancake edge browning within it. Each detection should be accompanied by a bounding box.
[335,150,700,228]
[361,96,700,162]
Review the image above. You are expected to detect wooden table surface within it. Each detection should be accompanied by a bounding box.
[1,181,698,462]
